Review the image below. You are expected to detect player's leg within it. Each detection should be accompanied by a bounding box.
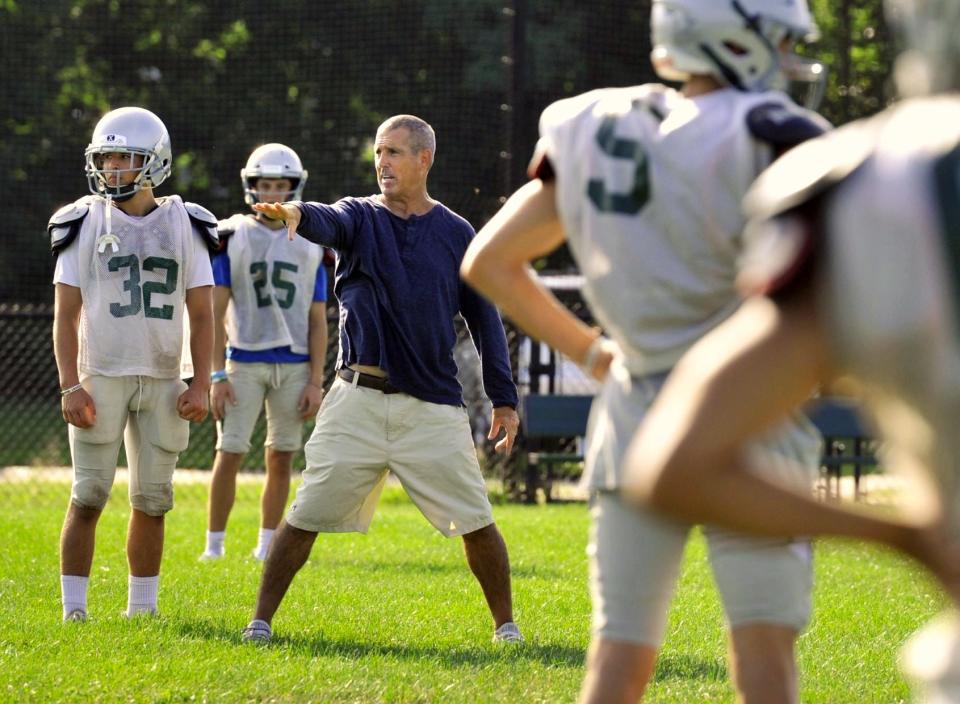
[60,375,128,620]
[256,363,309,559]
[727,623,799,704]
[245,377,389,639]
[204,361,267,558]
[579,490,689,703]
[708,415,819,703]
[124,377,189,616]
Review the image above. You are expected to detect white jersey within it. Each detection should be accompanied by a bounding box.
[53,195,213,379]
[537,84,827,376]
[220,213,321,354]
[743,96,960,534]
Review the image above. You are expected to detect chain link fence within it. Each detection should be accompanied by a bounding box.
[1,1,892,500]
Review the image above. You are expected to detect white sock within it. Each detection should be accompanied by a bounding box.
[254,528,275,558]
[126,575,159,616]
[61,575,89,618]
[205,530,225,556]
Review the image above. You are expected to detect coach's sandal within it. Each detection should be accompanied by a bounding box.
[199,550,224,562]
[492,621,524,644]
[242,619,273,643]
[63,609,87,623]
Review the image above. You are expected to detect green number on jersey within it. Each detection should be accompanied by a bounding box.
[142,257,179,320]
[587,113,651,215]
[272,261,299,309]
[250,261,271,307]
[250,260,299,309]
[108,254,179,319]
[108,255,142,318]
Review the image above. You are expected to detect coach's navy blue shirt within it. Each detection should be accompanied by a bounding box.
[294,196,518,409]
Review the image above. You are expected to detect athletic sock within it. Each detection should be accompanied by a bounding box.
[126,575,159,616]
[61,575,89,619]
[205,530,225,557]
[253,528,275,560]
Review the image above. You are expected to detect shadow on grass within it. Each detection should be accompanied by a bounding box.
[653,652,728,682]
[170,618,585,668]
[309,558,560,580]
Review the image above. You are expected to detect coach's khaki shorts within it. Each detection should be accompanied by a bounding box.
[587,366,820,646]
[216,361,310,453]
[286,377,494,537]
[69,374,190,516]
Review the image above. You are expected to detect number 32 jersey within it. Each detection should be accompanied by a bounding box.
[532,84,828,376]
[53,195,214,379]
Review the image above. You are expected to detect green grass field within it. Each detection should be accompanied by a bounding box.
[0,477,944,703]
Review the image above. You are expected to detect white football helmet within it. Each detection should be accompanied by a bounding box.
[651,0,824,104]
[241,143,308,206]
[84,107,172,201]
[886,0,960,96]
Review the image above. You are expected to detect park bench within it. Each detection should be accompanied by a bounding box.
[519,392,877,503]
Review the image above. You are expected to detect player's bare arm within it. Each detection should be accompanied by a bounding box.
[461,179,614,381]
[53,283,96,428]
[489,405,520,454]
[623,291,941,556]
[251,202,301,241]
[209,285,235,421]
[179,285,213,423]
[298,300,327,420]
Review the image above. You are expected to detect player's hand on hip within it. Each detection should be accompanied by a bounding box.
[62,388,96,428]
[209,380,236,421]
[298,382,324,420]
[489,406,520,454]
[252,202,301,241]
[177,382,210,423]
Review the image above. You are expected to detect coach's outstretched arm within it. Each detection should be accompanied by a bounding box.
[461,179,614,381]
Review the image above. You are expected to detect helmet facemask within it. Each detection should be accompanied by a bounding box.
[85,145,165,201]
[651,0,826,109]
[241,143,308,209]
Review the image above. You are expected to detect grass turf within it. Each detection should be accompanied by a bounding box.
[0,478,944,703]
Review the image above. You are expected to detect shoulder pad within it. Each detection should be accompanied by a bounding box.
[184,201,220,252]
[744,119,878,223]
[47,196,94,255]
[747,102,830,153]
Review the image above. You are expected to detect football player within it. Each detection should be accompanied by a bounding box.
[462,1,829,700]
[51,106,216,622]
[200,144,328,562]
[623,0,960,700]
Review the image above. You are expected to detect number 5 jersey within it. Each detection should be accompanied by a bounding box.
[531,84,829,377]
[49,194,216,379]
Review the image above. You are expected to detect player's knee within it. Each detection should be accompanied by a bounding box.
[130,483,174,516]
[71,476,113,511]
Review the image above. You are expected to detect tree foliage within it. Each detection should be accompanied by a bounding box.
[2,0,890,304]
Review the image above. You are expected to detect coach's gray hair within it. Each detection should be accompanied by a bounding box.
[377,115,436,166]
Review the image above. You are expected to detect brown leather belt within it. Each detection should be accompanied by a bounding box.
[337,368,401,394]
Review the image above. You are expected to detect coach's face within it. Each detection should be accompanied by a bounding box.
[374,127,429,200]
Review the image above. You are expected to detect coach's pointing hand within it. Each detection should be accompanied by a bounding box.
[252,202,301,241]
